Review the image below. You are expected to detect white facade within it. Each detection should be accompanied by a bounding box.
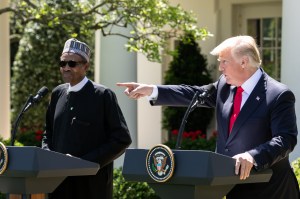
[1,0,300,162]
[281,0,300,161]
[0,0,10,140]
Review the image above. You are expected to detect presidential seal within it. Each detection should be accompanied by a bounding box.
[0,142,8,175]
[146,144,175,182]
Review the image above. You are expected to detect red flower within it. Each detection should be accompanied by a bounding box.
[171,129,179,135]
[35,130,43,135]
[195,130,202,136]
[170,129,217,141]
[35,130,43,141]
[20,127,28,133]
[212,130,218,137]
[183,132,189,138]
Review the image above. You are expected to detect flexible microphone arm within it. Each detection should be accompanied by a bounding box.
[175,84,216,149]
[10,86,49,146]
[175,91,199,149]
[10,95,34,146]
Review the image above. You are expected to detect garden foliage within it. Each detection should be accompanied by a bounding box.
[162,34,214,135]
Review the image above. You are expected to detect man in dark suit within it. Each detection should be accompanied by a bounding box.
[117,35,299,198]
[42,38,132,199]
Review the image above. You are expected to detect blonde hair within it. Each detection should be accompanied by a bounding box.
[210,36,261,68]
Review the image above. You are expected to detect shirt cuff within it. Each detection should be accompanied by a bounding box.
[147,85,158,101]
[246,152,257,166]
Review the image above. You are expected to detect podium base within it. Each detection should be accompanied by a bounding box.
[150,183,234,199]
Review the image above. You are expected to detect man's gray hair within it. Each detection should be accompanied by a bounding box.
[210,35,262,67]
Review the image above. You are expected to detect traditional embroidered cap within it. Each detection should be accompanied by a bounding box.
[62,38,91,62]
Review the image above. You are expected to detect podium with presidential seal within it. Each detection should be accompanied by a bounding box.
[122,144,273,199]
[0,144,100,199]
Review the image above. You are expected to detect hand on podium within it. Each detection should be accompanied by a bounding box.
[233,152,255,180]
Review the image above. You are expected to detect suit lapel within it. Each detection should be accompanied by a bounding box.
[226,73,267,144]
[221,86,235,138]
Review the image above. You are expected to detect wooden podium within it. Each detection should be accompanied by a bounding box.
[0,146,100,199]
[122,148,272,199]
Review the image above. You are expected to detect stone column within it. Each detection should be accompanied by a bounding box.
[281,0,300,161]
[0,0,11,139]
[95,27,137,167]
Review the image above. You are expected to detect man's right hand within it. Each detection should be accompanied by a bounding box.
[116,82,154,100]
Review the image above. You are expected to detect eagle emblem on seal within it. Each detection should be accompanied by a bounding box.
[153,152,169,176]
[146,144,175,182]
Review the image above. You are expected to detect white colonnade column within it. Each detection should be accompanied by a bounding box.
[282,0,300,161]
[0,0,11,139]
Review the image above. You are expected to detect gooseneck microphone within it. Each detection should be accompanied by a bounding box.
[24,86,49,112]
[175,84,216,149]
[198,84,216,104]
[10,86,49,146]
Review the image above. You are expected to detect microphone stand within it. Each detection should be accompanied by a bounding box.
[175,91,199,149]
[10,95,33,146]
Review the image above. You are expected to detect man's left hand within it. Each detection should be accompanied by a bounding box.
[232,152,254,180]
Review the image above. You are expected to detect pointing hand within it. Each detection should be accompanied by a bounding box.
[116,82,154,100]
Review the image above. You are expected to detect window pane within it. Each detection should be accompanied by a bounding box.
[277,18,282,47]
[277,49,281,80]
[247,19,260,45]
[262,18,276,48]
[262,48,277,79]
[247,17,281,81]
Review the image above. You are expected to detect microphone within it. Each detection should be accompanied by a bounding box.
[189,84,216,112]
[24,86,49,112]
[11,86,49,146]
[198,83,216,104]
[175,84,216,149]
[175,91,199,149]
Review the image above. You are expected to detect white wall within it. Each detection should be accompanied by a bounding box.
[137,0,219,148]
[109,0,217,150]
[169,0,218,78]
[0,0,11,139]
[137,54,162,149]
[281,0,300,161]
[95,28,137,167]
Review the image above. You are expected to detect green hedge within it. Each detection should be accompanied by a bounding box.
[292,157,300,187]
[113,168,160,199]
[162,34,213,135]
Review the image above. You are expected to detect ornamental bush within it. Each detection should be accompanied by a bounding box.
[164,129,217,151]
[291,157,300,187]
[14,128,43,147]
[162,34,213,135]
[113,167,160,199]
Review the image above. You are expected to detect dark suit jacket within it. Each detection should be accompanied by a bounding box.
[152,69,299,199]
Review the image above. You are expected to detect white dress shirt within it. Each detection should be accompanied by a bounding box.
[67,76,88,93]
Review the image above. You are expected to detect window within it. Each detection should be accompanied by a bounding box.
[247,18,282,81]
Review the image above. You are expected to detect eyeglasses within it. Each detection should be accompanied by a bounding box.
[59,60,86,68]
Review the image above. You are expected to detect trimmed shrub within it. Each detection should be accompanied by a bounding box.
[292,157,300,187]
[113,168,160,199]
[162,34,213,135]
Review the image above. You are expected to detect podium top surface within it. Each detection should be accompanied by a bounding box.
[1,146,100,178]
[122,148,272,186]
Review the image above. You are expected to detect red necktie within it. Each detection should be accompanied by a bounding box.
[229,86,243,133]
